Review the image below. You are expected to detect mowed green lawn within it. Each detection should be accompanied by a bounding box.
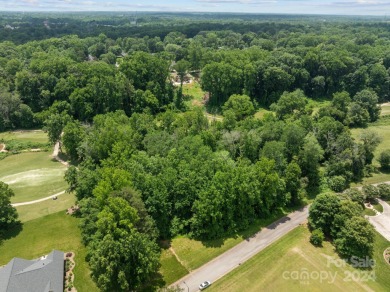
[0,211,97,292]
[0,130,48,143]
[16,192,76,222]
[381,104,390,116]
[0,152,67,203]
[159,248,189,285]
[170,208,295,272]
[210,225,390,292]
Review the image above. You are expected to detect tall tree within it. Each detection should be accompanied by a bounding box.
[0,182,19,232]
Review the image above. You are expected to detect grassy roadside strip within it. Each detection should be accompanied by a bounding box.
[209,225,390,292]
[169,206,298,274]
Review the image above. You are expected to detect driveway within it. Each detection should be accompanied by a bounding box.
[171,206,309,292]
[368,199,390,242]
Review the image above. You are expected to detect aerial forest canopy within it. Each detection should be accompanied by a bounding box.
[0,12,389,290]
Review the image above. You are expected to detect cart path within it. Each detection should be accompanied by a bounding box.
[171,206,309,292]
[10,141,69,207]
[11,190,66,207]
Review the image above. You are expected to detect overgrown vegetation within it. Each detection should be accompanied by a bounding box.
[1,12,390,290]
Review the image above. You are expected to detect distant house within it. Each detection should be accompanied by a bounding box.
[0,250,64,292]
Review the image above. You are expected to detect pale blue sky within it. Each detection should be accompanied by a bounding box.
[0,0,389,15]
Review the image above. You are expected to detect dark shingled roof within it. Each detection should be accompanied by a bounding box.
[0,250,64,292]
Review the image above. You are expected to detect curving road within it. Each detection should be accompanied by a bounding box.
[171,206,309,292]
[367,199,390,242]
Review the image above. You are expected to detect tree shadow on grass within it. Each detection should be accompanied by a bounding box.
[0,222,23,244]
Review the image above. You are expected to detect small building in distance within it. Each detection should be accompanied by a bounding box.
[0,250,64,292]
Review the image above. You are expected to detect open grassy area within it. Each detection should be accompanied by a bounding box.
[363,208,377,216]
[159,248,189,285]
[0,130,48,144]
[182,81,205,108]
[209,225,390,292]
[16,192,76,223]
[254,108,272,120]
[381,104,390,116]
[0,152,67,203]
[171,207,295,271]
[0,211,97,292]
[373,201,384,213]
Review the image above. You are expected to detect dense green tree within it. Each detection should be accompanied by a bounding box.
[368,63,390,102]
[309,192,341,236]
[87,197,160,291]
[346,102,370,127]
[299,133,324,188]
[334,216,375,260]
[62,120,85,160]
[261,141,287,173]
[379,149,390,170]
[263,66,294,105]
[44,112,71,146]
[270,89,308,120]
[310,229,324,246]
[201,62,243,106]
[362,185,380,202]
[358,130,382,165]
[285,159,303,205]
[222,94,255,121]
[0,182,19,231]
[344,188,365,206]
[353,89,381,122]
[331,199,363,238]
[377,183,390,200]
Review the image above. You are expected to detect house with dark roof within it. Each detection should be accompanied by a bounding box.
[0,250,64,292]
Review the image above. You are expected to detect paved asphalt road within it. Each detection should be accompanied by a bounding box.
[368,199,390,242]
[171,206,309,292]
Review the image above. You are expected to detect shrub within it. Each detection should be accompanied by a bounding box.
[377,183,390,200]
[379,149,390,170]
[328,176,346,192]
[362,185,380,202]
[344,188,365,206]
[310,229,325,246]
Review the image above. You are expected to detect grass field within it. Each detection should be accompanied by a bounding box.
[170,208,295,272]
[0,130,48,143]
[381,104,390,116]
[182,81,205,108]
[0,211,97,292]
[159,248,189,285]
[209,225,390,292]
[363,208,377,216]
[16,192,76,222]
[0,152,67,203]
